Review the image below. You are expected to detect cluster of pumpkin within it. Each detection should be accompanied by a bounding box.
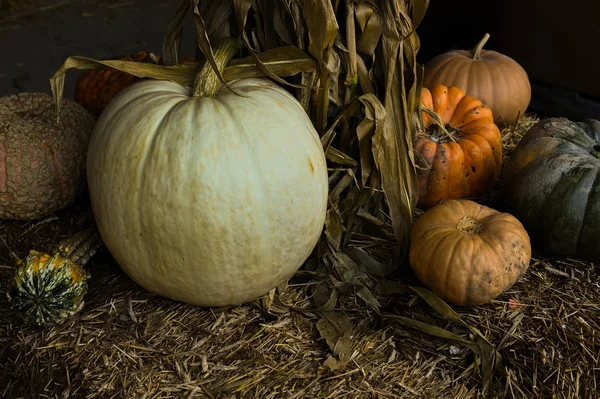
[408,34,600,306]
[3,34,600,326]
[4,40,330,326]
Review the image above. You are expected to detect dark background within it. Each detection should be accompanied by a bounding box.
[1,0,599,120]
[416,0,600,120]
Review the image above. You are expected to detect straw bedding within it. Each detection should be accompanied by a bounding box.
[0,114,598,398]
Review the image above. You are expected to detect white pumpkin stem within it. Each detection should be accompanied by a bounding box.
[472,33,491,59]
[192,37,242,98]
[419,105,457,143]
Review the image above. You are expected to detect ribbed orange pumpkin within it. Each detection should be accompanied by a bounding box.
[75,51,162,117]
[409,199,532,306]
[414,84,502,208]
[423,33,531,126]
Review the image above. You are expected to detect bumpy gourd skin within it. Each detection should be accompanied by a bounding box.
[415,85,502,207]
[409,199,531,306]
[0,92,94,220]
[7,228,103,326]
[9,251,89,326]
[502,118,600,261]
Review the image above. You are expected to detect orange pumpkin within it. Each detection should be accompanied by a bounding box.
[74,53,199,117]
[423,33,531,126]
[414,84,502,208]
[409,199,531,306]
[75,51,162,117]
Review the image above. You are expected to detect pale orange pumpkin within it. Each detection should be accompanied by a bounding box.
[423,33,531,126]
[409,199,532,306]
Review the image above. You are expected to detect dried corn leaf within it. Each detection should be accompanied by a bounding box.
[325,147,358,166]
[192,2,229,90]
[354,2,383,57]
[161,0,190,65]
[316,311,354,370]
[370,1,420,261]
[328,172,356,203]
[327,249,380,312]
[409,0,430,30]
[344,246,395,277]
[234,0,305,89]
[356,56,375,94]
[320,99,361,151]
[272,1,294,45]
[225,46,317,79]
[310,282,338,312]
[375,281,413,295]
[324,209,345,251]
[356,93,385,185]
[50,48,317,120]
[408,286,503,389]
[296,0,338,64]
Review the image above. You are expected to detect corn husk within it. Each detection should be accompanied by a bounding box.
[49,0,431,379]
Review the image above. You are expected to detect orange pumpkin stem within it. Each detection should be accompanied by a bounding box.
[419,105,457,143]
[471,33,491,60]
[192,37,241,98]
[456,216,483,234]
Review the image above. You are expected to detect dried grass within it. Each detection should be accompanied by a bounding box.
[1,114,598,398]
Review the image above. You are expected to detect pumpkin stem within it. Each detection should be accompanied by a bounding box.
[471,33,491,60]
[192,37,242,98]
[419,105,457,143]
[456,216,484,235]
[592,144,600,159]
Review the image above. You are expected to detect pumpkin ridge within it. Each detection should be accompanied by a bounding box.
[577,168,600,257]
[462,233,479,304]
[536,155,592,250]
[439,231,462,303]
[446,142,467,199]
[449,97,486,127]
[575,168,600,248]
[419,228,457,292]
[541,161,598,252]
[511,150,570,184]
[411,225,452,278]
[452,59,470,94]
[478,59,495,112]
[475,222,511,292]
[139,98,197,286]
[425,54,457,87]
[498,60,518,124]
[216,93,270,300]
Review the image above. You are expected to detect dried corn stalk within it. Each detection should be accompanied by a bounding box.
[50,0,430,312]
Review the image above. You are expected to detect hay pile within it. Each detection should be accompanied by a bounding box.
[1,114,598,398]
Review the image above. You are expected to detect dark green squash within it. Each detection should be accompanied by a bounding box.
[502,117,600,260]
[7,228,103,326]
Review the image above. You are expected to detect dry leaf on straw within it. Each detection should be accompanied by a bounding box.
[384,287,503,390]
[316,311,355,371]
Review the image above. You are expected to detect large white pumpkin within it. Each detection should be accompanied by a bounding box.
[86,73,329,307]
